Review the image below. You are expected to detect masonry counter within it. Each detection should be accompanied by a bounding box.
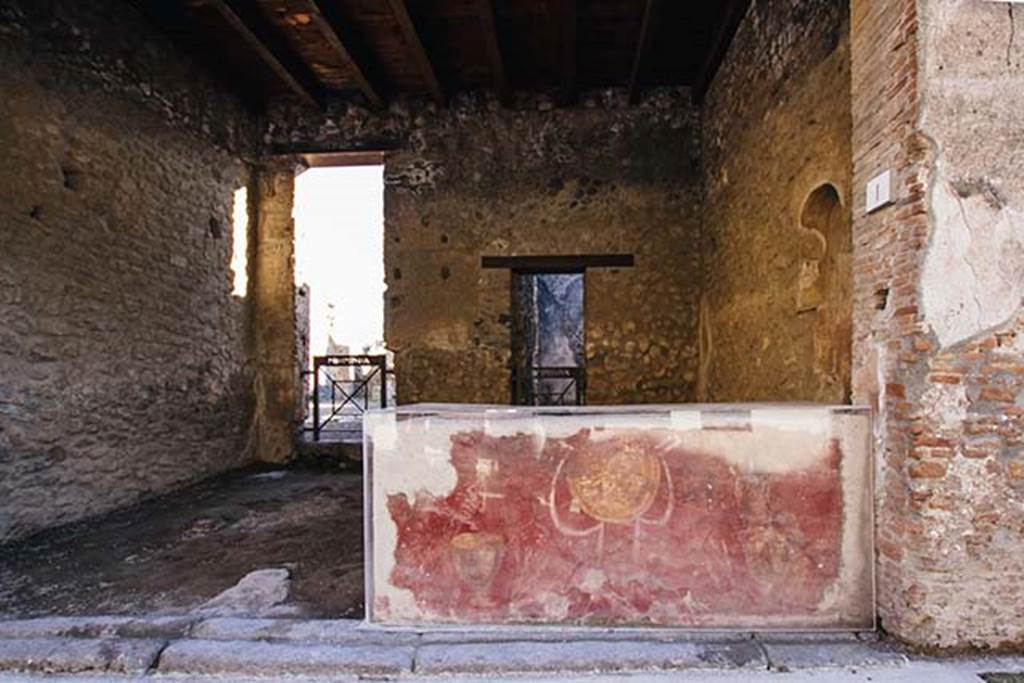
[364,404,874,630]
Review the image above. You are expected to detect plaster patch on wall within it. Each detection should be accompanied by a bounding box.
[921,169,1024,348]
[920,377,969,429]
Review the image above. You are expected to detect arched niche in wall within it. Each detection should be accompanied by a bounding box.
[797,183,853,402]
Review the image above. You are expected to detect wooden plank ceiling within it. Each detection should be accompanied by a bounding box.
[138,0,752,109]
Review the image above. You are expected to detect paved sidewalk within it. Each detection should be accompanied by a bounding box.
[0,615,1020,680]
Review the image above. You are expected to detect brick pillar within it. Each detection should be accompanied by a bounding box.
[251,160,300,463]
[851,0,1024,650]
[849,0,925,645]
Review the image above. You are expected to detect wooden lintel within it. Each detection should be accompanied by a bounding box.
[476,0,510,104]
[481,254,635,272]
[305,0,384,108]
[627,0,658,105]
[200,0,323,109]
[693,0,752,103]
[386,0,444,105]
[299,150,387,168]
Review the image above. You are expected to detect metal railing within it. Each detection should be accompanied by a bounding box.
[303,354,389,442]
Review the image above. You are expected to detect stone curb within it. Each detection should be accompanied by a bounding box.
[0,616,918,678]
[415,626,761,645]
[0,637,166,675]
[156,638,415,678]
[190,617,420,645]
[0,616,195,640]
[0,616,877,643]
[414,639,768,676]
[190,616,766,645]
[0,634,1011,679]
[755,630,866,643]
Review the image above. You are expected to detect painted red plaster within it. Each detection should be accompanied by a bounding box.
[381,428,843,626]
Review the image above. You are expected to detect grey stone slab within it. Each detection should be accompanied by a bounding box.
[413,639,767,676]
[417,626,755,645]
[761,641,909,671]
[157,638,414,678]
[196,569,300,618]
[190,617,421,645]
[755,630,864,643]
[115,616,197,639]
[0,637,165,675]
[0,616,193,640]
[0,617,135,639]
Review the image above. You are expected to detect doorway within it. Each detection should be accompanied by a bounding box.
[292,163,390,442]
[483,254,634,407]
[511,271,586,406]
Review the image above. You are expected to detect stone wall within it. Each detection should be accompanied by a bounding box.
[386,93,703,404]
[700,0,853,403]
[0,0,258,542]
[269,91,704,406]
[849,0,1024,650]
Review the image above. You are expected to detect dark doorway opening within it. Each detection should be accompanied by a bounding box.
[511,272,586,406]
[483,254,634,407]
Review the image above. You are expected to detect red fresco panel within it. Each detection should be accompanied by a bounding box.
[365,404,874,629]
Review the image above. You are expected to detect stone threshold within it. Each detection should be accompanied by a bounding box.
[0,615,1016,679]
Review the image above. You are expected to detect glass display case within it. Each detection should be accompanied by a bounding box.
[364,403,874,630]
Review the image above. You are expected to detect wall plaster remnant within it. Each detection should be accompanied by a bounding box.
[922,169,1024,348]
[919,0,1024,351]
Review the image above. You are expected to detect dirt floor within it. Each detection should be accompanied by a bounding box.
[0,468,365,618]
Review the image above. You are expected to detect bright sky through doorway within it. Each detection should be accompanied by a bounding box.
[293,165,385,361]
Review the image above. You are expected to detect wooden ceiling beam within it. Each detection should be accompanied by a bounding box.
[304,0,384,108]
[476,0,510,104]
[559,0,577,104]
[627,0,658,105]
[192,0,323,109]
[386,0,444,105]
[693,0,753,103]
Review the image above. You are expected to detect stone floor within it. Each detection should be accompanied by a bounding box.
[0,468,365,619]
